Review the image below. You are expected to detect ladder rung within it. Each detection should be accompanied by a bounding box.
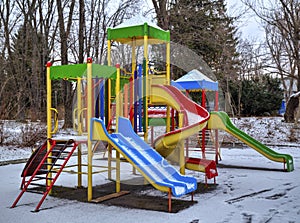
[51,150,70,153]
[26,189,44,195]
[29,182,46,187]
[43,163,62,166]
[39,169,58,173]
[47,156,66,160]
[33,176,54,181]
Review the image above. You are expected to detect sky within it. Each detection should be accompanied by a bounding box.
[143,0,265,41]
[225,0,265,41]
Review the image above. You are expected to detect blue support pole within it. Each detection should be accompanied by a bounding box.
[100,79,105,120]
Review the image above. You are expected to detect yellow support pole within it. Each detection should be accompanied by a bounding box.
[77,77,82,188]
[46,62,52,141]
[107,39,112,180]
[166,41,171,85]
[46,62,52,193]
[115,64,121,192]
[87,57,93,201]
[143,23,149,142]
[166,41,171,132]
[178,113,185,175]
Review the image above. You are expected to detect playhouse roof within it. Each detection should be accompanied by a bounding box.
[107,15,170,45]
[172,69,218,91]
[50,64,117,80]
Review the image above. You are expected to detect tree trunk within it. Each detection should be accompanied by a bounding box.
[284,92,300,123]
[56,0,76,128]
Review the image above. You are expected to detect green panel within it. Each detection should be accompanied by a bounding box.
[108,25,144,41]
[148,26,170,42]
[108,23,170,44]
[110,76,130,97]
[92,64,117,79]
[50,64,117,80]
[50,64,87,80]
[148,118,167,126]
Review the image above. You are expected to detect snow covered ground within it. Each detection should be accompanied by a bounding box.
[0,116,299,223]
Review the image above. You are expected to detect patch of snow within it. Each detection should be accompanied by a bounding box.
[1,117,300,222]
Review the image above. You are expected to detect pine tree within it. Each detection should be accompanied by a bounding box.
[167,0,240,82]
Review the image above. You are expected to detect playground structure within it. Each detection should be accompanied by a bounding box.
[11,18,294,213]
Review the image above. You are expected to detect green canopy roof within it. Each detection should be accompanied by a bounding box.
[50,64,117,80]
[107,15,170,45]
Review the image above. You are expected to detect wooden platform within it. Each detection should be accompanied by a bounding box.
[91,191,130,203]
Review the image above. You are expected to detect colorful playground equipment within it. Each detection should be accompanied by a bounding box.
[11,18,294,213]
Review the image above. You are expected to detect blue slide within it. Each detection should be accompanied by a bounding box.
[91,117,197,197]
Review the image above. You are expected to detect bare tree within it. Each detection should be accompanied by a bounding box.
[56,0,76,128]
[244,0,300,99]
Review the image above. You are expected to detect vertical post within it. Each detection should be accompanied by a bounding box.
[143,23,149,142]
[214,90,220,162]
[166,106,171,132]
[134,70,138,132]
[124,84,128,118]
[138,64,143,132]
[166,41,170,85]
[166,40,171,133]
[77,77,82,188]
[100,79,105,120]
[178,113,185,175]
[168,188,172,213]
[115,64,120,130]
[46,62,52,141]
[201,90,206,158]
[87,57,93,201]
[131,39,136,127]
[116,150,121,193]
[115,64,121,193]
[107,39,112,180]
[46,62,52,193]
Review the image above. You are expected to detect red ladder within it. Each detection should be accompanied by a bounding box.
[11,139,78,212]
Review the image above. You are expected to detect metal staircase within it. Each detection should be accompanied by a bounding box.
[11,139,78,212]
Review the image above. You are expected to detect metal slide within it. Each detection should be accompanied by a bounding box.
[208,111,294,172]
[91,117,197,197]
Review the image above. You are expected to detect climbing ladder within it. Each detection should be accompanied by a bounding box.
[11,139,78,212]
[198,129,221,162]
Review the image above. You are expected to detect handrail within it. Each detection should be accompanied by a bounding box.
[79,108,87,133]
[73,108,78,130]
[50,108,58,134]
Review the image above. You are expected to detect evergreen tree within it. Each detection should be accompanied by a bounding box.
[167,0,239,83]
[229,76,284,116]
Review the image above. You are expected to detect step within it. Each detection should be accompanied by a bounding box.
[47,156,66,160]
[33,176,54,181]
[43,163,62,167]
[28,182,46,187]
[51,149,70,153]
[38,169,58,173]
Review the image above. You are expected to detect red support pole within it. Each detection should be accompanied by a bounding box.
[215,90,219,163]
[201,90,206,158]
[168,188,172,213]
